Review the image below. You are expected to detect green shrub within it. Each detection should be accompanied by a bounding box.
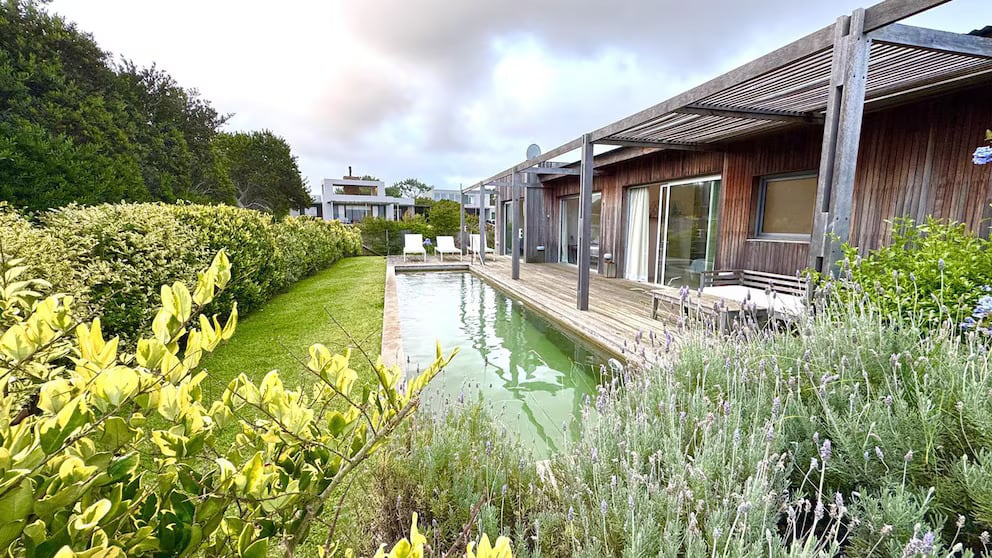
[841,217,992,328]
[359,216,435,256]
[0,202,361,343]
[428,200,462,238]
[365,401,541,555]
[0,252,455,557]
[531,290,992,556]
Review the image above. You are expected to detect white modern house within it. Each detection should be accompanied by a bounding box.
[292,176,415,223]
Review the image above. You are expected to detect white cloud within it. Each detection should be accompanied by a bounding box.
[48,0,988,193]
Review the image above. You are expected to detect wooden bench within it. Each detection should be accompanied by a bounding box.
[701,269,811,326]
[650,269,810,332]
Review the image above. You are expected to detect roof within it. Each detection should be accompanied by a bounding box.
[465,0,992,191]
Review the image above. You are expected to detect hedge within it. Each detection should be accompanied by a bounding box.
[0,202,362,343]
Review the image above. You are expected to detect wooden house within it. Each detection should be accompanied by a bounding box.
[460,0,992,311]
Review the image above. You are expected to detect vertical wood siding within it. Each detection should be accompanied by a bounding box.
[498,83,992,278]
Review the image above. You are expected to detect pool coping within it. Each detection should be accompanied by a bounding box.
[380,260,404,367]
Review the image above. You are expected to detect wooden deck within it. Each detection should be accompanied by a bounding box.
[469,257,679,367]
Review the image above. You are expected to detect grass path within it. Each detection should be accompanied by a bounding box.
[201,256,386,403]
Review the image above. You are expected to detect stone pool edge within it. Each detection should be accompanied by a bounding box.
[380,259,404,367]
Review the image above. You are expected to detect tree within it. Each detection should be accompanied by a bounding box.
[391,178,431,199]
[384,186,402,197]
[214,130,311,216]
[0,0,236,210]
[427,199,461,237]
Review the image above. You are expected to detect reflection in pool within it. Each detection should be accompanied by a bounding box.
[395,272,605,455]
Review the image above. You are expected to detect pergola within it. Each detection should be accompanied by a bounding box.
[461,0,992,311]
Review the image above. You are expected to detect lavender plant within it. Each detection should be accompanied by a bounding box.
[531,270,992,557]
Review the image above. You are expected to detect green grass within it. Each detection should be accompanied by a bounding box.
[201,256,386,409]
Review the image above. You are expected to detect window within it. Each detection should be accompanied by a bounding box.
[754,173,817,239]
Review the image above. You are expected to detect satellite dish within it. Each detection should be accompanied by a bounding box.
[526,144,541,159]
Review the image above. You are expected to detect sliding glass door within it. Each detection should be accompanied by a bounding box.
[502,199,524,256]
[559,193,601,269]
[657,176,721,288]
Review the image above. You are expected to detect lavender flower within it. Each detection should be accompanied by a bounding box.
[875,446,885,461]
[819,439,832,462]
[600,499,608,515]
[567,506,575,522]
[974,145,992,165]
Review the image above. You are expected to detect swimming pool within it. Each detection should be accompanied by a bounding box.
[395,271,605,454]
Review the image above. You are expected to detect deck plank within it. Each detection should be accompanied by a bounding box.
[468,257,680,367]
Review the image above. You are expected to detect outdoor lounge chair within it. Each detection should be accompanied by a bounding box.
[468,234,495,259]
[435,236,461,261]
[402,234,427,262]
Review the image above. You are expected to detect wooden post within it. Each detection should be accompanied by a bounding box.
[577,134,594,311]
[459,190,466,256]
[478,185,486,265]
[809,9,871,274]
[511,173,521,280]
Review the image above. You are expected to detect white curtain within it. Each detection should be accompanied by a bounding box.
[625,187,650,282]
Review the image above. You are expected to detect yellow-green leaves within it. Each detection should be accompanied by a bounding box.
[373,513,427,558]
[466,535,513,558]
[0,249,458,557]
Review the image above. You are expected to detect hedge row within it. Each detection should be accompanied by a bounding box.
[0,202,361,342]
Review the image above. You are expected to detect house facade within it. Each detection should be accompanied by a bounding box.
[469,0,992,307]
[318,177,415,224]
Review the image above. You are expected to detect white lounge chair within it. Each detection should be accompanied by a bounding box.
[402,234,427,262]
[435,236,461,262]
[469,234,495,259]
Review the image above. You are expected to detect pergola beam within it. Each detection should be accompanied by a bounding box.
[518,166,581,176]
[587,0,949,143]
[511,172,521,279]
[465,137,583,192]
[576,134,594,311]
[677,104,825,123]
[869,23,992,59]
[596,139,722,150]
[811,9,872,273]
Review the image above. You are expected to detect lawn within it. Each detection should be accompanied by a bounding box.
[201,255,386,405]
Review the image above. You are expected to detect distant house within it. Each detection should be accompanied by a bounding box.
[430,187,496,221]
[292,176,415,223]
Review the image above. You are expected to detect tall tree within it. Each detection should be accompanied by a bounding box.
[214,130,311,216]
[391,178,431,199]
[0,0,235,210]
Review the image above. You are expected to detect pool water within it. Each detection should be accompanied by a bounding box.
[395,272,605,454]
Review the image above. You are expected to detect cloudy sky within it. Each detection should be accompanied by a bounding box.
[49,0,987,195]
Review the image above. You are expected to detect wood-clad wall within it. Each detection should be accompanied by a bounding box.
[719,127,823,275]
[505,83,992,278]
[850,85,992,249]
[540,150,723,275]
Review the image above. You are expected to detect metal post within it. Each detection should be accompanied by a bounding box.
[577,133,594,310]
[810,9,871,274]
[459,190,466,256]
[511,173,521,280]
[478,185,486,265]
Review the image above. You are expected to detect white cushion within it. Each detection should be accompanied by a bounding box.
[703,285,805,316]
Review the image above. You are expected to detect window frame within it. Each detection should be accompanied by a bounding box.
[752,171,818,241]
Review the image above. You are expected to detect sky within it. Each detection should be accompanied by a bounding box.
[48,0,989,196]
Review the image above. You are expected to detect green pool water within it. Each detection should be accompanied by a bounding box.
[395,271,606,455]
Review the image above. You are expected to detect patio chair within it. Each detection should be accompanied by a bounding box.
[402,234,427,262]
[435,236,461,262]
[468,234,495,259]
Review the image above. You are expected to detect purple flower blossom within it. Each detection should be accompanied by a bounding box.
[974,145,992,165]
[600,499,608,515]
[819,439,832,462]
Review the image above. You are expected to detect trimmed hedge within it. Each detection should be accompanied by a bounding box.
[0,202,361,342]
